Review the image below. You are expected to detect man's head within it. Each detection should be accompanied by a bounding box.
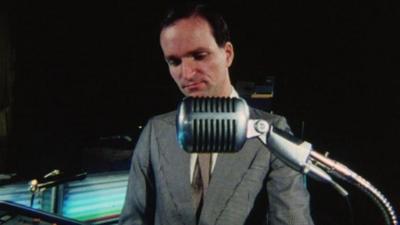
[159,3,234,97]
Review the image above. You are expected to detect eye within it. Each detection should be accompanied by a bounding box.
[193,52,208,61]
[166,57,181,66]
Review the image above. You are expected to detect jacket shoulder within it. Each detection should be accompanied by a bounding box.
[149,110,177,126]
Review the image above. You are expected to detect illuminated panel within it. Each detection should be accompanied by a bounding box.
[0,182,42,209]
[61,170,128,222]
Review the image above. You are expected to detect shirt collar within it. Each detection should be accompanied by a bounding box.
[230,86,239,98]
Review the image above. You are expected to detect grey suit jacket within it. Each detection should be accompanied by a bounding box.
[119,108,314,225]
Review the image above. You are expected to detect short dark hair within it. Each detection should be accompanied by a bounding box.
[160,2,230,47]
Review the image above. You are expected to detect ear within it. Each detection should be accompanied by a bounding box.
[224,42,234,67]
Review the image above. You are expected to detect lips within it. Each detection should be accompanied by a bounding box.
[183,82,203,90]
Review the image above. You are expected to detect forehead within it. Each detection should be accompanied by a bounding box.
[160,16,218,56]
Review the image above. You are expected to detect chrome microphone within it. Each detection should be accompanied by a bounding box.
[176,97,249,153]
[176,96,338,189]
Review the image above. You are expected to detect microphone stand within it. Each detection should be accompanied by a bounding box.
[250,119,398,225]
[309,150,398,225]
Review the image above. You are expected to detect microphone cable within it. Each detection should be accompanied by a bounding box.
[344,191,356,225]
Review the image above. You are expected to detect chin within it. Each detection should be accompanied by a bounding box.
[184,89,210,97]
[187,93,206,97]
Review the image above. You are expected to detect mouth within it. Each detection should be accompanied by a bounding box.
[183,82,204,90]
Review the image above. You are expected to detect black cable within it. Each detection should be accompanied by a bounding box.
[343,194,355,225]
[30,193,35,208]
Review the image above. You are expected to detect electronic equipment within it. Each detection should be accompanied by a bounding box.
[0,201,86,225]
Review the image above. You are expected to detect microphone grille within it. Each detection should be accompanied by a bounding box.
[177,97,249,153]
[192,97,236,113]
[192,118,237,152]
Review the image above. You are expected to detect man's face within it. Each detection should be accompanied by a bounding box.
[160,16,234,97]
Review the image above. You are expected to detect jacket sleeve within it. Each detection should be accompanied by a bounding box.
[119,120,155,225]
[266,116,314,225]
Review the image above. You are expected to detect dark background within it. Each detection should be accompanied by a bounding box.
[1,1,399,224]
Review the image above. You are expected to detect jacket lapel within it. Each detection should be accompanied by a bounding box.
[198,108,265,225]
[199,139,262,225]
[157,114,196,225]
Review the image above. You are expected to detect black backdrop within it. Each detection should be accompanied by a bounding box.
[4,1,400,224]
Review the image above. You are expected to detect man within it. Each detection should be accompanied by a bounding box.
[119,3,314,225]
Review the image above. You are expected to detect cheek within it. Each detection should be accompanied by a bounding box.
[169,67,178,80]
[208,61,226,80]
[169,68,180,81]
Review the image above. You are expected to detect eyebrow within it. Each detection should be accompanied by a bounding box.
[164,47,210,60]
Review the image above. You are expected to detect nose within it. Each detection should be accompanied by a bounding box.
[181,58,196,80]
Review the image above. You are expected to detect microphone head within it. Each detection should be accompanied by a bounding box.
[176,96,249,153]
